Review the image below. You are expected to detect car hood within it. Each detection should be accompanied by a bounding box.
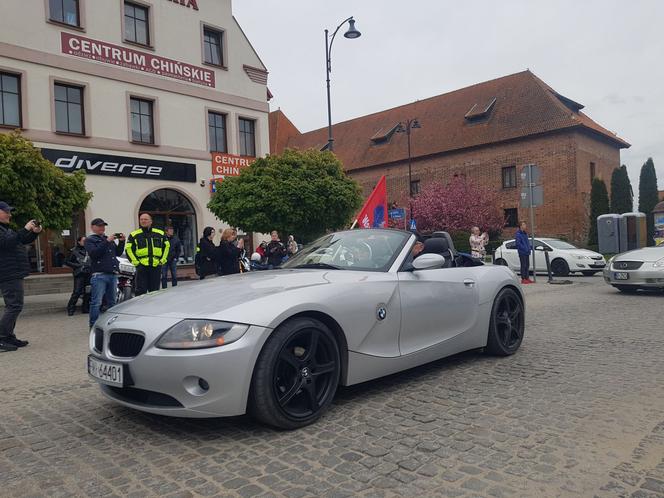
[614,247,664,262]
[110,269,346,319]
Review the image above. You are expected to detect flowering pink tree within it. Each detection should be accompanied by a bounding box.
[411,177,505,233]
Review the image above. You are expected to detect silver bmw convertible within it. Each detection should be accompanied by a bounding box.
[88,229,525,429]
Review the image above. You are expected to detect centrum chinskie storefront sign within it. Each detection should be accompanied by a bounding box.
[61,33,215,88]
[42,149,197,183]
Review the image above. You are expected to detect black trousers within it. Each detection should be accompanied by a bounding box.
[67,275,90,313]
[136,266,162,296]
[0,279,24,339]
[519,253,530,280]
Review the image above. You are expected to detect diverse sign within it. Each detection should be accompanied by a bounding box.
[42,149,197,183]
[166,0,199,10]
[61,33,215,88]
[211,152,255,177]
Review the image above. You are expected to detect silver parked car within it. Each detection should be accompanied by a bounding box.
[603,244,664,293]
[88,229,525,429]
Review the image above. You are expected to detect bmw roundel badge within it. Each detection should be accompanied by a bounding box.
[376,306,387,321]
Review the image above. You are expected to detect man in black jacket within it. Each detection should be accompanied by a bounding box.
[65,236,91,316]
[266,230,287,268]
[84,218,126,329]
[0,201,41,352]
[161,226,182,289]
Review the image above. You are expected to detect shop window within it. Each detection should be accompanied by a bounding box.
[410,180,421,196]
[203,27,224,67]
[504,208,519,228]
[208,111,227,153]
[502,166,517,189]
[239,118,256,157]
[54,83,84,135]
[0,72,21,128]
[139,189,197,265]
[130,97,154,144]
[124,1,150,46]
[28,212,85,274]
[49,0,80,27]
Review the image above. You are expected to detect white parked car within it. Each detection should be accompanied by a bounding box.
[494,238,606,276]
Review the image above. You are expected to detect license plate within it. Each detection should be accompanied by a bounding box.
[88,355,124,387]
[614,272,629,280]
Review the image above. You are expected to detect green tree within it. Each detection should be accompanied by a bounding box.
[0,132,92,229]
[588,177,609,246]
[609,165,633,214]
[638,157,659,246]
[208,149,362,242]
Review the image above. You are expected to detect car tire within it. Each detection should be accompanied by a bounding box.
[249,317,341,430]
[551,258,570,277]
[494,258,508,266]
[581,271,598,277]
[485,287,525,356]
[614,285,638,293]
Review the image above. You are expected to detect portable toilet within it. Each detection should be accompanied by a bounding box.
[652,201,664,246]
[597,214,625,254]
[622,212,647,250]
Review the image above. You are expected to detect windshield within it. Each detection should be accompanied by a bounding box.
[546,240,579,250]
[282,230,410,272]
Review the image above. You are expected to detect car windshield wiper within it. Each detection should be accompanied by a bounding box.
[292,263,344,270]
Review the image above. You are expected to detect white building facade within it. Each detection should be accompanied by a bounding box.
[0,0,269,273]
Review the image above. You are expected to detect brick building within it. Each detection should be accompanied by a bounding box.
[269,71,630,244]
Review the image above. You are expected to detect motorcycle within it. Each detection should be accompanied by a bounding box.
[116,255,136,303]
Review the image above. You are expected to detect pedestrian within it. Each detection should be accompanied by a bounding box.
[515,221,533,284]
[85,218,126,329]
[126,213,170,296]
[197,227,217,279]
[217,228,244,275]
[65,236,91,316]
[0,202,41,351]
[287,235,299,256]
[266,230,287,267]
[256,241,267,262]
[469,226,489,260]
[161,226,182,289]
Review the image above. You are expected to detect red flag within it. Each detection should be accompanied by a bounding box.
[356,176,388,228]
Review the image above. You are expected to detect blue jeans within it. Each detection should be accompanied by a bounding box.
[161,259,178,289]
[89,273,117,328]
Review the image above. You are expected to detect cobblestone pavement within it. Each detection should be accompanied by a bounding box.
[1,277,663,498]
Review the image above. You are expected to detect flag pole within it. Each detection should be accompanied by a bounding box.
[350,219,358,229]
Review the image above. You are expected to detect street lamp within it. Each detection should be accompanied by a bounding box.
[325,17,361,152]
[395,118,422,223]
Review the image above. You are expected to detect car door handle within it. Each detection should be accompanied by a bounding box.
[463,279,475,288]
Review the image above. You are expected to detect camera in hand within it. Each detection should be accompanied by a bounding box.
[113,233,123,238]
[33,220,41,227]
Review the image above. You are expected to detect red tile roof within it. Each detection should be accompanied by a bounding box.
[270,70,630,171]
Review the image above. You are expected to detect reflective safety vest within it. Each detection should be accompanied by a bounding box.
[126,227,170,268]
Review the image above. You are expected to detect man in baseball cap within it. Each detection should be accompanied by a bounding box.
[0,202,42,352]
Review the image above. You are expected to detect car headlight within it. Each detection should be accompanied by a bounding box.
[654,257,664,268]
[156,320,249,349]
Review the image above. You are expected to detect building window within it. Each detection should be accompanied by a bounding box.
[208,112,227,153]
[130,97,154,144]
[590,162,596,182]
[54,83,84,134]
[124,2,150,46]
[203,28,224,67]
[410,180,421,196]
[502,166,517,189]
[49,0,80,27]
[504,208,519,228]
[0,73,21,128]
[239,118,256,157]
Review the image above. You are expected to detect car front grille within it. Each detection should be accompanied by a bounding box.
[94,328,103,353]
[612,261,643,270]
[108,332,145,358]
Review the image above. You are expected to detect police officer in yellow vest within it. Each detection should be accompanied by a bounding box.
[126,213,170,295]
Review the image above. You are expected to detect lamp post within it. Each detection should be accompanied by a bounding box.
[396,118,422,223]
[325,17,361,152]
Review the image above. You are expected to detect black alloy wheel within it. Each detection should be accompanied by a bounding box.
[551,258,570,277]
[250,317,341,429]
[494,258,508,266]
[486,288,525,356]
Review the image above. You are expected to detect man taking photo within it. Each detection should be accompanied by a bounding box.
[0,201,42,352]
[126,213,169,295]
[85,218,126,329]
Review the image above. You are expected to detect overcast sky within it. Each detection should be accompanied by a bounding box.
[234,0,663,195]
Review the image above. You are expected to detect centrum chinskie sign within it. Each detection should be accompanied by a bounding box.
[41,149,197,183]
[61,33,215,88]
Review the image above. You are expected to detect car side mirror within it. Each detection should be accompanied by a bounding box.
[535,245,545,251]
[412,253,445,270]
